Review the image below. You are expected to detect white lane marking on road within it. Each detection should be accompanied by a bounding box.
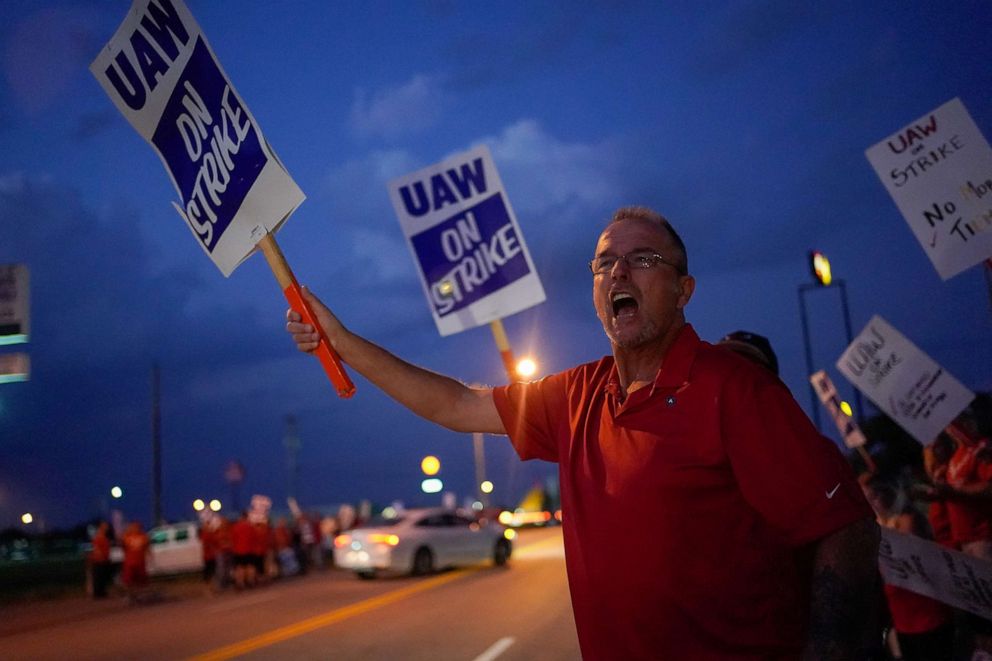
[206,592,279,613]
[472,637,515,661]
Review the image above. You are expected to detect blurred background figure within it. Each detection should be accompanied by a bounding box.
[861,474,954,661]
[717,330,779,376]
[121,521,149,604]
[230,511,255,590]
[87,521,112,599]
[199,516,222,594]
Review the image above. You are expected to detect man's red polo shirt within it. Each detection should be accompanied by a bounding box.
[493,324,872,660]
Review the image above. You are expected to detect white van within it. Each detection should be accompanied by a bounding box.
[146,522,204,576]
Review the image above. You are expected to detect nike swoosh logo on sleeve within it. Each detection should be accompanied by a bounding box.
[825,483,840,499]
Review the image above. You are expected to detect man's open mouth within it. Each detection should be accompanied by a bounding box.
[612,292,638,317]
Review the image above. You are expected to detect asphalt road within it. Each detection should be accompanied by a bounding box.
[0,527,579,660]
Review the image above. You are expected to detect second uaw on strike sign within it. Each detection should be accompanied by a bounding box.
[388,145,546,337]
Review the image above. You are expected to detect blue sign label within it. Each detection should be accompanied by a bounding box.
[410,193,530,317]
[151,37,266,252]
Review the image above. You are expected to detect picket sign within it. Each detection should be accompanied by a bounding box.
[837,315,973,445]
[387,145,546,339]
[866,98,992,280]
[91,0,353,397]
[880,527,992,621]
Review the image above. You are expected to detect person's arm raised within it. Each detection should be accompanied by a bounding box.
[286,287,505,435]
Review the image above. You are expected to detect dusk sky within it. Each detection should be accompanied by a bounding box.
[2,0,990,529]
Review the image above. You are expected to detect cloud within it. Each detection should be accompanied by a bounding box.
[349,74,447,140]
[72,109,119,141]
[474,119,625,218]
[3,6,104,116]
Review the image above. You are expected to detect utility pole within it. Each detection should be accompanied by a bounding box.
[151,363,162,526]
[284,415,300,502]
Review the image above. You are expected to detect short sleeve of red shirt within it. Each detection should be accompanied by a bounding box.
[720,368,873,547]
[492,370,570,463]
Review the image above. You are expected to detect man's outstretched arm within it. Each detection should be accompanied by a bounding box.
[803,517,881,661]
[286,287,506,435]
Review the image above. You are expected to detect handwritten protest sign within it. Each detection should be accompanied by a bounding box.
[809,370,866,448]
[880,528,992,621]
[90,0,304,277]
[866,98,992,280]
[837,315,973,444]
[0,264,29,346]
[388,145,546,336]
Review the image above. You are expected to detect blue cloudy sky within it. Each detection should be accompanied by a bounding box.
[1,0,990,528]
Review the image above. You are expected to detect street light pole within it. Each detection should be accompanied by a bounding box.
[151,363,162,526]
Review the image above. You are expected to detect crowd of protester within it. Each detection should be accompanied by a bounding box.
[860,403,992,661]
[86,505,361,601]
[200,509,341,592]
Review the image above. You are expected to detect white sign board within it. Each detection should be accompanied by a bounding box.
[866,98,992,280]
[90,0,304,277]
[0,264,29,345]
[809,370,866,448]
[880,528,992,621]
[387,145,546,336]
[837,315,973,445]
[0,353,29,384]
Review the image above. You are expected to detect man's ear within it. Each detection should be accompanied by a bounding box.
[676,275,695,310]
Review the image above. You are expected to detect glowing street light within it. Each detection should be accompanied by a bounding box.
[809,250,832,286]
[192,498,205,512]
[209,499,222,512]
[421,455,441,476]
[515,357,538,379]
[110,486,123,499]
[21,512,33,524]
[480,480,494,494]
[421,478,443,494]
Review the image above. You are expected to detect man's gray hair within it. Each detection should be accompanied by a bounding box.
[609,206,688,275]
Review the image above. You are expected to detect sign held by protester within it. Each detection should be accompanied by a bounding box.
[0,264,29,346]
[880,528,992,621]
[387,145,546,336]
[866,98,992,280]
[90,0,304,276]
[809,370,866,448]
[837,315,973,445]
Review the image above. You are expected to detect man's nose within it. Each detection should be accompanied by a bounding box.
[610,256,631,279]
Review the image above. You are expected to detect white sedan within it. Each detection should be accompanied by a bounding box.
[333,507,512,579]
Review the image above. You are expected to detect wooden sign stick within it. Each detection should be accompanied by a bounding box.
[257,234,355,398]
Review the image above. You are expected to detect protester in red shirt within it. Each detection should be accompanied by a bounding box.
[941,410,992,559]
[88,521,113,599]
[861,474,953,661]
[230,511,256,589]
[286,205,879,660]
[121,520,149,601]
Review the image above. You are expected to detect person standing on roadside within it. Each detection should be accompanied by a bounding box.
[121,521,149,603]
[88,521,113,599]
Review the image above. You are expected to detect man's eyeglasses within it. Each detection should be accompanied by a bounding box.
[589,251,684,276]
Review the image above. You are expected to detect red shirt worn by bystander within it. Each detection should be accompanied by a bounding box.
[945,440,992,544]
[230,519,254,557]
[493,325,872,661]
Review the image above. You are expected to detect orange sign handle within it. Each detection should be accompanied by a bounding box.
[489,319,517,383]
[257,234,356,399]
